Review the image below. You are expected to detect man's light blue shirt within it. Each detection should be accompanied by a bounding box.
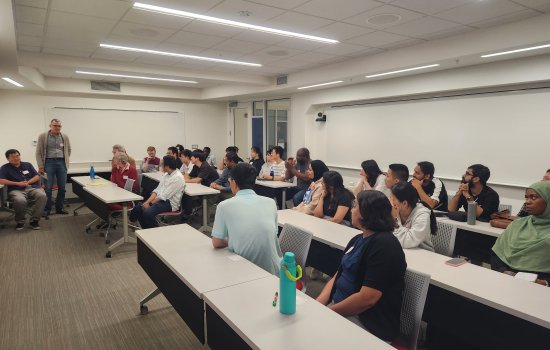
[212,189,282,275]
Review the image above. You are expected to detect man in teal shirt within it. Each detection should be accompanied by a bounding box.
[211,163,282,275]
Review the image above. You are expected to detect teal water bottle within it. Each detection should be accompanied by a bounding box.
[279,252,300,315]
[90,165,95,179]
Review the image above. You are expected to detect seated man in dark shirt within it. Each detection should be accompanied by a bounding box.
[285,147,312,207]
[0,149,47,230]
[448,163,499,221]
[182,150,219,218]
[410,161,448,211]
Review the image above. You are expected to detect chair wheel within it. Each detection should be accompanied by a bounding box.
[105,240,110,244]
[73,212,78,216]
[85,227,91,233]
[96,224,103,229]
[99,232,105,237]
[105,251,112,258]
[113,224,117,230]
[140,305,149,315]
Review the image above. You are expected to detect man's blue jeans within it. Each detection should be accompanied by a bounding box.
[131,200,172,229]
[44,159,67,213]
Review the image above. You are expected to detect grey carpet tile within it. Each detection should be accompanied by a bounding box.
[0,211,204,350]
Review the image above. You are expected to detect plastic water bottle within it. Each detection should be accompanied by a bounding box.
[269,166,274,179]
[467,201,477,225]
[279,252,297,315]
[90,165,95,179]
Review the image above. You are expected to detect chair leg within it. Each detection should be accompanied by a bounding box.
[104,217,113,244]
[139,288,161,315]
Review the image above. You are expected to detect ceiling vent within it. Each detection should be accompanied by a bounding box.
[91,81,121,92]
[276,75,287,86]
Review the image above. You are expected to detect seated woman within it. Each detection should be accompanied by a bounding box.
[390,182,437,252]
[491,181,550,287]
[313,171,354,225]
[293,160,329,215]
[353,159,388,197]
[110,152,139,211]
[316,190,406,342]
[249,146,265,176]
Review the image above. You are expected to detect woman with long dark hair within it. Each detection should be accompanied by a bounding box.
[249,146,264,176]
[353,159,388,197]
[313,171,355,225]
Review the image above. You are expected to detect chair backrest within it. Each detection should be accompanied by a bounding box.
[498,203,512,212]
[123,178,135,192]
[278,224,313,276]
[433,220,457,257]
[399,269,431,350]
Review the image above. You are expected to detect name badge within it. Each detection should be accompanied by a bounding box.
[22,170,30,175]
[123,175,128,180]
[60,143,64,147]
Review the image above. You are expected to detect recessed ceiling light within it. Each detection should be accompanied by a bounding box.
[297,81,344,90]
[100,43,262,67]
[133,2,339,44]
[75,70,198,84]
[365,64,440,78]
[366,14,401,26]
[481,43,550,58]
[1,77,24,87]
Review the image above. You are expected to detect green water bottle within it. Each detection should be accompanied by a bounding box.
[279,252,301,315]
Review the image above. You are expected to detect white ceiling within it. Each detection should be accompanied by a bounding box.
[4,0,550,94]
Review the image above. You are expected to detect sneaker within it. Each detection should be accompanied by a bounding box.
[56,210,69,215]
[16,223,25,230]
[30,220,41,230]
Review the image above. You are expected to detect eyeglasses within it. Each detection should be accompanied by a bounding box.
[51,125,62,128]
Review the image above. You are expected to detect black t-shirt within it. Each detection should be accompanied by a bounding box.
[422,178,448,212]
[174,157,183,169]
[332,232,406,341]
[193,162,219,187]
[458,185,500,221]
[249,158,264,176]
[323,190,353,222]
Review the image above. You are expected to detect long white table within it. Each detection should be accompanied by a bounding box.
[83,181,142,257]
[141,172,219,232]
[136,224,272,343]
[203,275,393,350]
[278,210,550,349]
[255,179,296,209]
[438,216,504,238]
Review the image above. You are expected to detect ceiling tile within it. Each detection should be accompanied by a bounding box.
[16,22,44,37]
[435,0,528,25]
[288,51,340,63]
[50,0,131,20]
[134,55,182,66]
[122,8,191,30]
[212,39,267,54]
[511,0,550,11]
[15,5,47,25]
[197,48,245,60]
[155,42,206,55]
[417,24,475,40]
[344,5,425,29]
[385,16,470,39]
[167,30,226,48]
[269,58,312,69]
[111,22,178,42]
[46,25,108,44]
[102,35,164,49]
[275,38,325,51]
[264,11,333,32]
[314,42,371,55]
[231,30,286,45]
[347,31,412,48]
[381,37,425,50]
[17,34,43,47]
[293,0,382,21]
[312,22,374,41]
[468,9,540,28]
[42,47,93,58]
[173,60,218,70]
[142,0,224,13]
[15,0,48,8]
[344,47,384,58]
[390,0,473,15]
[42,37,98,52]
[242,0,310,10]
[47,11,116,38]
[91,47,141,62]
[182,20,244,38]
[207,0,286,25]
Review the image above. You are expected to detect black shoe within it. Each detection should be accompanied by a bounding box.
[43,211,51,217]
[16,223,24,230]
[30,220,41,230]
[56,210,69,215]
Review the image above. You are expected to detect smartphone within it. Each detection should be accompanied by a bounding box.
[445,258,467,267]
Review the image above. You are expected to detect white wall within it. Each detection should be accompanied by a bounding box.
[0,91,228,169]
[285,54,550,214]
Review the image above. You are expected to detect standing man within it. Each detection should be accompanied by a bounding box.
[36,118,71,216]
[0,149,47,230]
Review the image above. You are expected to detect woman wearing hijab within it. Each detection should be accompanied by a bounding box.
[491,181,550,287]
[293,160,329,215]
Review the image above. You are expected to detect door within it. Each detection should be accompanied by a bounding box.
[233,108,248,160]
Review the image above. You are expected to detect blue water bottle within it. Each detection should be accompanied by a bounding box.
[90,165,95,179]
[279,252,302,315]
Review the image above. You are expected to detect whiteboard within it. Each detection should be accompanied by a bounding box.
[325,89,550,187]
[45,108,185,165]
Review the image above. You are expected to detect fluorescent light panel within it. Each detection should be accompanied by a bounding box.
[365,64,440,78]
[100,43,261,67]
[481,43,550,58]
[75,70,198,83]
[134,2,339,44]
[297,81,344,90]
[2,77,24,87]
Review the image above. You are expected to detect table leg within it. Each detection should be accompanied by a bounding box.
[199,196,212,233]
[281,189,287,209]
[106,202,136,257]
